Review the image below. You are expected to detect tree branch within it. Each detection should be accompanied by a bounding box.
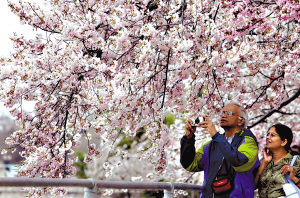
[212,69,224,107]
[248,88,300,128]
[248,71,285,109]
[213,4,219,22]
[160,50,171,109]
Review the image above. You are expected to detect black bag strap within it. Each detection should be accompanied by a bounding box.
[214,157,233,180]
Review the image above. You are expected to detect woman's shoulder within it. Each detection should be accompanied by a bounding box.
[291,154,300,177]
[288,154,300,169]
[294,154,300,164]
[280,153,293,165]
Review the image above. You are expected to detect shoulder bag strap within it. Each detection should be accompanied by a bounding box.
[285,155,299,183]
[290,155,299,166]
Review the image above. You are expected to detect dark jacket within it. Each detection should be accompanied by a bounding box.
[180,129,260,198]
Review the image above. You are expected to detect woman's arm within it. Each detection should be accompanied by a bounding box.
[254,148,272,188]
[292,177,300,188]
[254,160,269,188]
[282,165,300,188]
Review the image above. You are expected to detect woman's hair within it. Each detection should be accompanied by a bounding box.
[269,123,293,152]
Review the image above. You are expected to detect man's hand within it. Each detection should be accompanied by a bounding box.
[185,119,196,139]
[198,116,218,137]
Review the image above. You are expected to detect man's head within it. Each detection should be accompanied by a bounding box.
[220,102,248,130]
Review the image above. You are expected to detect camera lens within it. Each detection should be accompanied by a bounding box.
[195,117,200,125]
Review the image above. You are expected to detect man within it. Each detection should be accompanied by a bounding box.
[180,102,259,198]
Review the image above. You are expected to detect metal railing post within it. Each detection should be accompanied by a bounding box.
[84,186,96,198]
[84,179,96,198]
[164,182,174,198]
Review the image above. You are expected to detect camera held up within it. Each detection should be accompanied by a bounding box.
[191,117,205,127]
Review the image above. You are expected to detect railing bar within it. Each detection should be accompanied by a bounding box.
[0,177,201,192]
[94,181,201,191]
[94,180,172,190]
[0,178,94,188]
[173,183,202,191]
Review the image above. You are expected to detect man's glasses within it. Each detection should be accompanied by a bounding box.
[222,111,236,116]
[222,110,243,120]
[265,132,279,138]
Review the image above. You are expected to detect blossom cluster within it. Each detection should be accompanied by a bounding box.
[1,0,300,196]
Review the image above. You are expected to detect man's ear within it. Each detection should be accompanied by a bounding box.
[238,117,245,127]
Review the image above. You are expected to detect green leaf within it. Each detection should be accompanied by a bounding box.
[75,151,85,161]
[163,112,175,128]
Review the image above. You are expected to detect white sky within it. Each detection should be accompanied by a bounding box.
[0,0,38,113]
[0,0,39,57]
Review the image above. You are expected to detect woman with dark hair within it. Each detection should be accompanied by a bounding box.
[254,123,300,197]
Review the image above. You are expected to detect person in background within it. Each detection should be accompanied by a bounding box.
[254,123,300,198]
[291,145,300,155]
[180,102,259,198]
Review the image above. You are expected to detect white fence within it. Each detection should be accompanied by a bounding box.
[0,177,201,198]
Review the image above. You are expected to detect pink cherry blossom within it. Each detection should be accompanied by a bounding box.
[1,0,300,196]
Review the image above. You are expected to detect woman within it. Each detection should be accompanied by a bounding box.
[254,123,300,197]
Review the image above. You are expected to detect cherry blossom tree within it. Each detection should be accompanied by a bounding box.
[1,0,300,196]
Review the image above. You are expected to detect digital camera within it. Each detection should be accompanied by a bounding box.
[191,117,205,127]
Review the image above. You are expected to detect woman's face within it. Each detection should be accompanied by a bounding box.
[265,127,287,150]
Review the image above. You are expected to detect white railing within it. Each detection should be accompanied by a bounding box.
[0,177,201,198]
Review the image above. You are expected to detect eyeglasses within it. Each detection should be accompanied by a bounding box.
[222,111,237,116]
[222,110,243,120]
[265,132,279,138]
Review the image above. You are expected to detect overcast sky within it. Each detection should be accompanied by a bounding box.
[0,0,38,57]
[0,0,38,113]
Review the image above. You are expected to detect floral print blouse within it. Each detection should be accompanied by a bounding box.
[259,153,300,198]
